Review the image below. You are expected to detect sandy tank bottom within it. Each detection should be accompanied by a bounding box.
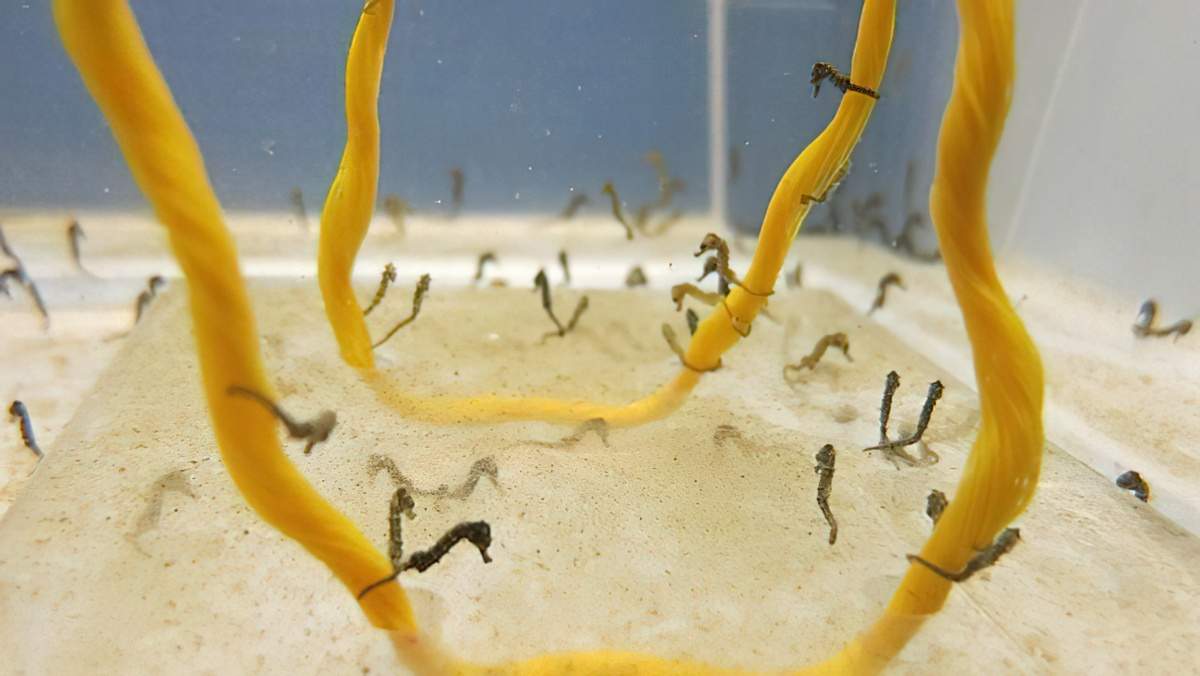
[1,269,1197,673]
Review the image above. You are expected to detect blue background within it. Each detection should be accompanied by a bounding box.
[0,1,953,234]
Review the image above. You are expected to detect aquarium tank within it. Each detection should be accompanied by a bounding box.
[1,1,1197,674]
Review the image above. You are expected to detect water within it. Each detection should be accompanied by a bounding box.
[1,2,1198,673]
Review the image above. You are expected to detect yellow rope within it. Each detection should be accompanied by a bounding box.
[404,647,755,676]
[900,0,1043,612]
[355,1,896,430]
[318,0,394,369]
[812,0,1044,670]
[52,0,417,633]
[363,366,700,428]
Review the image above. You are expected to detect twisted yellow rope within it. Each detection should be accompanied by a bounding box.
[318,0,394,369]
[812,1,1043,671]
[358,1,896,430]
[52,0,417,633]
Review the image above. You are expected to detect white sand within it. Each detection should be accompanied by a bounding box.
[0,212,1197,672]
[0,258,1197,671]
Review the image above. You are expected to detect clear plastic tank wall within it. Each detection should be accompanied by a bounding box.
[990,0,1200,315]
